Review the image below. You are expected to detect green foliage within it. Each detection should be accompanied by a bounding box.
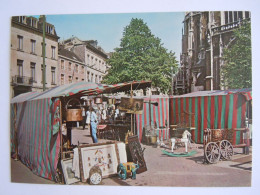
[102,18,178,94]
[221,21,252,89]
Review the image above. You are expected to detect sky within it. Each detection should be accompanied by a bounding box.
[43,12,185,58]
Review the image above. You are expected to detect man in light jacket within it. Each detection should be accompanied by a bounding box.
[90,107,98,143]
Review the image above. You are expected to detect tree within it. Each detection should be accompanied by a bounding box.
[221,21,252,89]
[102,18,178,94]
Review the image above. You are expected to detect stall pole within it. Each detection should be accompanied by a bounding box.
[14,103,18,160]
[149,82,152,126]
[59,100,64,183]
[59,100,63,160]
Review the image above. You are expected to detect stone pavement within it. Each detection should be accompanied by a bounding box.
[11,128,252,187]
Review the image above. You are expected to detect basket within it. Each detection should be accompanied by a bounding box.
[222,129,234,143]
[211,129,223,142]
[65,98,83,121]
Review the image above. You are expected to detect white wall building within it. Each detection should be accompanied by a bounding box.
[10,16,59,97]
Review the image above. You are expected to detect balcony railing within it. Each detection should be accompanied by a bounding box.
[12,75,33,86]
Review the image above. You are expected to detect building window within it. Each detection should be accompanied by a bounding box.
[234,11,238,22]
[30,62,36,82]
[69,76,72,83]
[91,73,94,82]
[95,75,98,83]
[30,18,37,28]
[61,60,65,70]
[81,66,84,74]
[17,60,23,77]
[245,11,250,19]
[51,46,55,59]
[238,11,243,20]
[68,62,72,71]
[75,64,79,73]
[228,11,233,23]
[46,25,53,34]
[17,35,23,50]
[61,74,64,85]
[31,39,36,54]
[87,71,90,82]
[51,67,56,84]
[87,55,90,65]
[95,58,98,67]
[75,77,78,82]
[82,78,84,81]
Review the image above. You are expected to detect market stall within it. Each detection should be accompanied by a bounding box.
[169,88,252,145]
[10,81,151,182]
[135,95,170,143]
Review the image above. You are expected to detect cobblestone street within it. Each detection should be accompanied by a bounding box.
[11,128,252,187]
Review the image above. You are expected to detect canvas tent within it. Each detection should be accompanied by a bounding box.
[135,95,170,142]
[169,88,252,144]
[10,81,151,181]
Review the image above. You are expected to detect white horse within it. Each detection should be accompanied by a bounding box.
[170,130,191,153]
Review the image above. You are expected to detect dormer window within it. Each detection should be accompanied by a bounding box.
[46,24,54,34]
[30,18,37,28]
[18,16,26,24]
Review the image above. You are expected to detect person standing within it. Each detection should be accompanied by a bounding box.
[86,106,90,130]
[101,107,107,122]
[114,106,119,121]
[82,107,86,130]
[90,107,98,143]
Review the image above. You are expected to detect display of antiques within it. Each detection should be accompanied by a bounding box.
[70,141,127,184]
[118,162,139,180]
[61,159,80,185]
[143,124,157,145]
[127,135,147,173]
[119,97,143,114]
[203,128,249,164]
[170,130,192,153]
[89,166,102,185]
[94,96,103,104]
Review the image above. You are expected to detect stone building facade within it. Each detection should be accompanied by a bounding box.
[61,37,108,84]
[173,11,251,95]
[10,16,59,97]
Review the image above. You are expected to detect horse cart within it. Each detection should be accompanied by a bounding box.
[203,128,250,164]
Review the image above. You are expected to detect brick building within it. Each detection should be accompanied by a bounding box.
[58,46,85,85]
[10,16,59,97]
[173,11,251,95]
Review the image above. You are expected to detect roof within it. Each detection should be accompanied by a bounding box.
[172,88,252,100]
[11,81,152,103]
[58,47,84,63]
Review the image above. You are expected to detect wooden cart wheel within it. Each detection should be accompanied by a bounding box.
[219,140,233,160]
[89,166,102,185]
[204,142,221,164]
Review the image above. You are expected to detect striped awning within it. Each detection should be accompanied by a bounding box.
[11,81,151,103]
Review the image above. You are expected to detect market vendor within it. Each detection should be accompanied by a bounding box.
[90,107,98,143]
